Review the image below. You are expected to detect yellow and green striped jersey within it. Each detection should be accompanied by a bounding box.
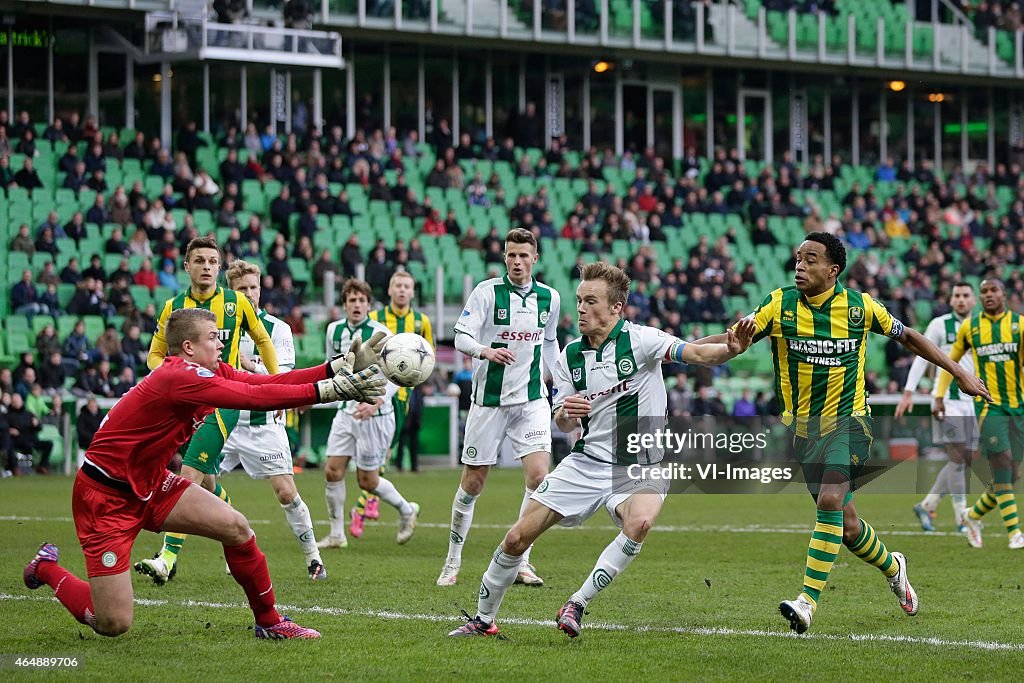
[147,286,278,373]
[368,305,434,401]
[749,283,905,436]
[939,310,1024,408]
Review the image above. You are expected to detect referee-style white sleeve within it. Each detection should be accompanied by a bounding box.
[542,337,561,382]
[551,350,573,414]
[541,290,561,380]
[275,326,296,371]
[903,317,943,393]
[455,331,486,359]
[453,284,487,338]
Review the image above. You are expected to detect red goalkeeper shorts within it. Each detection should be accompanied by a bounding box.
[72,468,192,577]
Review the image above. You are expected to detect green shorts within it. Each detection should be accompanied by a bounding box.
[977,402,1024,460]
[793,417,874,503]
[183,408,240,475]
[391,395,410,449]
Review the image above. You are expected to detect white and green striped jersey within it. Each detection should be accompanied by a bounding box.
[553,319,674,465]
[238,309,295,427]
[903,312,976,400]
[325,316,396,416]
[454,275,560,407]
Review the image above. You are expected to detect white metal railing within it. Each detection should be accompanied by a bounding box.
[201,19,342,59]
[144,10,344,67]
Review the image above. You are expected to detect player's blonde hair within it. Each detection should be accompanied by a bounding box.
[581,262,631,306]
[389,270,415,288]
[166,308,217,354]
[226,259,262,287]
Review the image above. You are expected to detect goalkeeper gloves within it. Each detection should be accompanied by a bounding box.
[328,331,389,375]
[316,366,387,403]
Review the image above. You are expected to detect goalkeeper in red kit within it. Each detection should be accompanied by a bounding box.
[22,308,387,640]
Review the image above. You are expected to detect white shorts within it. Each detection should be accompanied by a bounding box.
[461,400,552,465]
[220,423,293,479]
[932,398,980,449]
[326,411,396,471]
[531,455,668,528]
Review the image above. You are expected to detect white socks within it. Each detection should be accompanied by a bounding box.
[476,546,523,624]
[922,461,969,514]
[447,486,478,564]
[282,495,320,563]
[519,487,536,565]
[325,480,346,539]
[373,476,413,516]
[570,532,643,608]
[445,486,535,565]
[947,461,968,513]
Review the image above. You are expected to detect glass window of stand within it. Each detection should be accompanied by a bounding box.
[390,47,419,137]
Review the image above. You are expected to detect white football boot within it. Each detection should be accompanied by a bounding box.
[886,552,919,616]
[779,594,815,634]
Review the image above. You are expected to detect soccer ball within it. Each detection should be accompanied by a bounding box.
[379,333,435,387]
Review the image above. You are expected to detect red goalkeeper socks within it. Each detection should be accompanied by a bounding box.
[224,534,282,628]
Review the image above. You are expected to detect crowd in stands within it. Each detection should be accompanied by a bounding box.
[5,96,1024,468]
[968,0,1024,36]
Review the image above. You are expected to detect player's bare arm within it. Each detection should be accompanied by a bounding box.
[897,327,990,403]
[674,317,755,366]
[555,395,591,432]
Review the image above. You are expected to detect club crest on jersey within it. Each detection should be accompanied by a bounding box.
[540,311,550,325]
[572,367,583,382]
[947,333,957,343]
[848,306,865,325]
[497,309,508,321]
[224,302,236,317]
[618,358,635,375]
[1014,322,1020,334]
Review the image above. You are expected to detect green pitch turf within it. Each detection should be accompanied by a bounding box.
[0,467,1021,680]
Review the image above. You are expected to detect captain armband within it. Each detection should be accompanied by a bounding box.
[668,340,688,363]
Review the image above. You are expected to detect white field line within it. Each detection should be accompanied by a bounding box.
[0,515,964,537]
[0,592,1020,652]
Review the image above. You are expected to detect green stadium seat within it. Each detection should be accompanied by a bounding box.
[39,424,64,465]
[0,334,14,367]
[6,329,31,356]
[153,286,175,305]
[57,317,76,339]
[8,252,31,274]
[6,314,30,333]
[130,285,153,308]
[83,316,106,339]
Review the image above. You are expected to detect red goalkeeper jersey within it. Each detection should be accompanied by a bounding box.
[85,356,327,500]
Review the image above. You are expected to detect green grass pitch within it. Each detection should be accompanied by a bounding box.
[0,467,1021,680]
